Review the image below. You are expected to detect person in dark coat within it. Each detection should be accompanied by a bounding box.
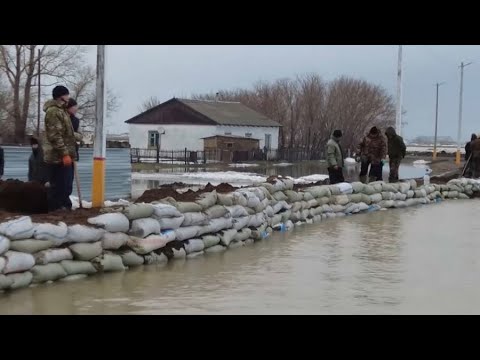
[28,137,49,185]
[0,144,4,180]
[66,98,80,161]
[464,134,477,177]
[385,126,406,183]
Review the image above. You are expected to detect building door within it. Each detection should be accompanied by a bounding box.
[148,131,160,149]
[265,134,272,150]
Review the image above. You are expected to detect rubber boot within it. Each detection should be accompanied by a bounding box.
[359,175,367,184]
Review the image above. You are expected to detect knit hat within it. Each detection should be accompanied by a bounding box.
[369,126,379,135]
[52,85,69,99]
[67,98,78,108]
[30,136,39,145]
[333,130,342,138]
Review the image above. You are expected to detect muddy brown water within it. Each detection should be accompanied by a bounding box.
[1,199,479,314]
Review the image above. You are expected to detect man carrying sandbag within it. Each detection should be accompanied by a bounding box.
[357,126,387,183]
[326,130,345,184]
[43,86,82,211]
[385,126,406,183]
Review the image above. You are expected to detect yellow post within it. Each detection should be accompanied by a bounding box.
[455,149,462,166]
[432,150,437,161]
[91,45,106,208]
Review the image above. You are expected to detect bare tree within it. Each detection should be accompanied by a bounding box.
[138,96,162,112]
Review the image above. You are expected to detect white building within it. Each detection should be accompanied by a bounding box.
[126,98,281,151]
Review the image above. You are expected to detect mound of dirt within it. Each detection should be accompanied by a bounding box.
[0,179,49,214]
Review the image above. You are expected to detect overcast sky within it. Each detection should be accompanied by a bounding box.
[86,45,480,140]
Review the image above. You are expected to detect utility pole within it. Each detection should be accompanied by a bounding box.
[395,45,403,136]
[456,61,472,166]
[92,45,106,207]
[433,82,445,161]
[37,49,41,137]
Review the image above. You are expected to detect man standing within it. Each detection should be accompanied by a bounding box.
[358,126,387,183]
[385,126,406,183]
[470,135,480,178]
[28,137,49,185]
[66,98,80,161]
[0,141,4,180]
[326,130,345,184]
[43,85,78,211]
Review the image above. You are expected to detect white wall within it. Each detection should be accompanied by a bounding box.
[129,124,280,150]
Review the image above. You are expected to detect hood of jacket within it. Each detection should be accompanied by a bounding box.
[43,99,65,113]
[385,126,396,137]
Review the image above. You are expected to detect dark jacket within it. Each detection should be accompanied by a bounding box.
[385,127,406,160]
[70,115,80,161]
[470,138,480,158]
[0,146,4,178]
[28,146,50,185]
[465,134,478,160]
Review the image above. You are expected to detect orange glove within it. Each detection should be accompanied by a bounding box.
[63,155,73,167]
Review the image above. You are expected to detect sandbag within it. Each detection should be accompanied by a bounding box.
[187,251,204,259]
[344,203,359,214]
[31,263,67,283]
[216,193,234,206]
[248,213,266,228]
[0,216,34,240]
[157,215,185,230]
[228,241,244,249]
[205,205,229,220]
[87,213,130,233]
[205,217,234,234]
[244,187,266,201]
[280,210,292,223]
[0,257,4,273]
[291,202,303,212]
[414,189,427,198]
[60,260,97,275]
[379,200,395,208]
[143,252,168,265]
[33,222,68,245]
[317,197,331,205]
[357,202,369,212]
[322,204,333,213]
[245,207,256,216]
[381,192,394,201]
[234,228,252,242]
[129,218,161,238]
[381,183,396,192]
[236,191,261,208]
[175,226,202,241]
[313,215,322,223]
[331,204,345,213]
[394,200,407,208]
[101,232,130,250]
[152,203,182,219]
[251,224,268,240]
[196,191,218,210]
[3,251,35,274]
[348,194,363,203]
[305,186,331,198]
[363,185,376,195]
[335,182,353,194]
[176,202,203,214]
[406,190,415,198]
[124,203,155,220]
[204,245,226,253]
[360,193,372,205]
[183,239,205,254]
[272,191,288,202]
[458,193,470,199]
[335,213,346,218]
[119,250,144,267]
[67,225,105,243]
[254,200,267,213]
[405,198,420,207]
[285,220,294,231]
[351,182,365,193]
[128,231,176,254]
[0,235,10,255]
[303,192,314,201]
[265,206,275,217]
[69,242,103,261]
[202,235,221,248]
[233,216,250,231]
[9,239,53,254]
[231,192,248,207]
[285,190,303,203]
[328,185,342,196]
[447,191,459,199]
[35,248,73,265]
[268,214,283,227]
[60,274,88,282]
[92,254,126,272]
[7,271,33,290]
[409,179,417,190]
[369,193,382,203]
[0,274,13,290]
[398,182,410,194]
[282,178,294,190]
[219,229,238,246]
[181,212,208,227]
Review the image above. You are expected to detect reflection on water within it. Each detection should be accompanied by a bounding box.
[1,200,479,314]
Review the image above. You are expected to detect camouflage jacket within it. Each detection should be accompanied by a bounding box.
[359,133,386,164]
[43,99,79,164]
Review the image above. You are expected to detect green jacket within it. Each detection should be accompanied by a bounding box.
[43,100,78,164]
[385,127,406,160]
[326,137,344,168]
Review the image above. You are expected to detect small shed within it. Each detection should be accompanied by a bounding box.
[202,135,260,162]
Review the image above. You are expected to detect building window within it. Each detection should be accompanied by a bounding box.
[148,131,160,148]
[265,134,272,150]
[245,132,252,138]
[226,143,233,148]
[225,132,232,135]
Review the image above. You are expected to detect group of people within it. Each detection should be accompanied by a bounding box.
[326,126,406,185]
[0,85,81,212]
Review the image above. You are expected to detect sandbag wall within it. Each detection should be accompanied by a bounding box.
[1,177,480,292]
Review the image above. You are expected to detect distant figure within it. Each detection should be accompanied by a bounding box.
[470,135,480,178]
[385,127,406,183]
[28,137,49,185]
[263,145,268,161]
[66,98,80,161]
[358,126,386,183]
[326,130,345,184]
[0,144,4,180]
[465,134,477,177]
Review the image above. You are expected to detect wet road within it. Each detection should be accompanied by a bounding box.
[1,199,479,314]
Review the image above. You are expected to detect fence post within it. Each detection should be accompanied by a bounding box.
[136,148,140,163]
[185,148,187,165]
[172,150,174,165]
[156,145,160,164]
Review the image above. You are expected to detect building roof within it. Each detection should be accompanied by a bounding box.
[202,134,260,141]
[125,98,281,127]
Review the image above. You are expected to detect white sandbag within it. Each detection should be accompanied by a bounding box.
[217,193,234,206]
[313,215,322,223]
[291,202,303,212]
[143,252,168,265]
[394,200,407,208]
[301,200,311,210]
[251,224,269,240]
[60,260,97,275]
[254,200,267,213]
[285,190,303,203]
[10,239,53,254]
[264,206,275,217]
[67,225,105,243]
[369,193,383,203]
[414,189,427,198]
[60,274,88,282]
[7,271,33,290]
[381,192,394,200]
[272,191,288,202]
[398,182,411,194]
[409,179,417,190]
[219,229,238,246]
[282,178,294,190]
[303,192,314,201]
[119,250,144,267]
[280,210,292,223]
[351,182,365,193]
[322,204,333,213]
[231,192,248,207]
[129,218,161,238]
[172,247,187,259]
[0,274,13,290]
[357,202,369,212]
[248,213,266,228]
[233,216,250,231]
[271,179,287,192]
[335,213,346,217]
[33,222,68,245]
[0,235,10,255]
[447,191,459,199]
[35,248,73,265]
[3,251,35,274]
[245,187,266,201]
[227,204,251,219]
[174,226,202,242]
[0,257,4,273]
[406,190,415,198]
[381,183,396,192]
[334,194,350,205]
[344,203,359,214]
[234,228,252,242]
[152,203,182,219]
[0,216,34,240]
[176,202,203,214]
[305,186,331,199]
[129,232,176,254]
[285,220,294,231]
[196,191,218,210]
[202,235,221,248]
[317,197,331,205]
[205,205,229,220]
[187,251,204,259]
[328,185,342,196]
[124,203,155,220]
[69,242,103,261]
[331,204,346,213]
[310,207,322,216]
[87,213,130,233]
[335,182,353,194]
[183,239,205,254]
[379,200,395,208]
[101,232,130,250]
[245,207,256,216]
[348,194,363,203]
[405,198,420,207]
[228,241,244,249]
[157,215,185,230]
[236,190,261,208]
[205,217,234,234]
[31,263,67,283]
[458,193,469,199]
[204,245,226,254]
[181,212,208,227]
[92,254,126,272]
[268,214,283,227]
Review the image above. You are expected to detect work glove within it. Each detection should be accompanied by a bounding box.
[355,156,361,163]
[63,155,73,167]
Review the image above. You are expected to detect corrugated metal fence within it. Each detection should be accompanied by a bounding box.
[2,146,131,201]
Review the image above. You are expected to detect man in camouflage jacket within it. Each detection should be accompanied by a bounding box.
[358,126,386,183]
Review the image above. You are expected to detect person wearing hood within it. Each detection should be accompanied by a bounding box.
[28,137,49,185]
[43,85,81,211]
[464,134,477,177]
[326,130,345,184]
[385,126,406,182]
[357,126,386,183]
[470,134,480,178]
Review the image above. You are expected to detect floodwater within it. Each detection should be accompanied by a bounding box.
[1,199,479,315]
